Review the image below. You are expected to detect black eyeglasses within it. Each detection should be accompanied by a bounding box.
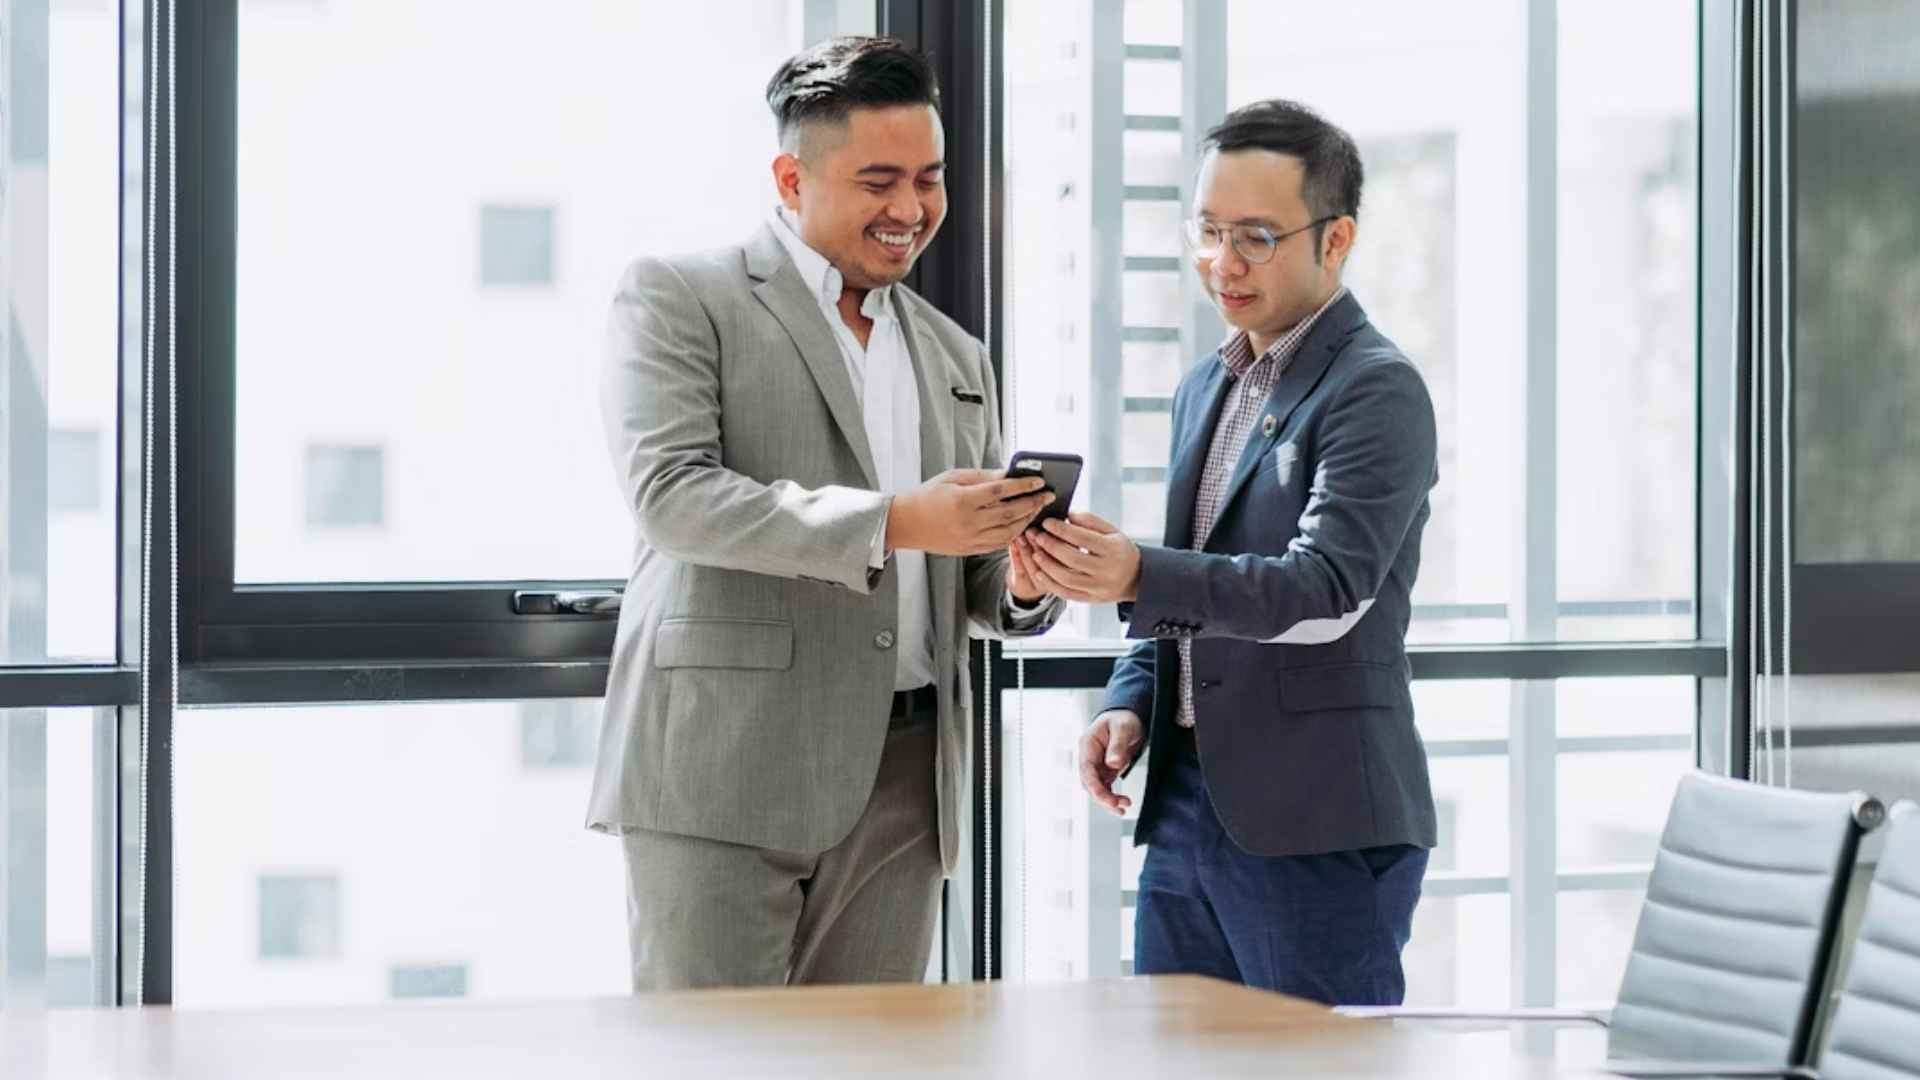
[1182,216,1337,265]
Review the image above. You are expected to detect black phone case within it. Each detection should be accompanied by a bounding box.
[1005,451,1084,525]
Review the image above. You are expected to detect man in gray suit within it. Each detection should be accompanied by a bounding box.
[588,37,1063,991]
[1015,100,1437,1005]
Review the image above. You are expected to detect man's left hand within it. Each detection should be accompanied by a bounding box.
[1006,533,1049,604]
[1018,512,1142,604]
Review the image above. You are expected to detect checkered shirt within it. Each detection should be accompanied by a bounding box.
[1176,288,1347,727]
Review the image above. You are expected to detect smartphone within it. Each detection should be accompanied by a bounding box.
[1004,451,1083,527]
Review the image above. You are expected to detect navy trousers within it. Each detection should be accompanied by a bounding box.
[1133,723,1428,1006]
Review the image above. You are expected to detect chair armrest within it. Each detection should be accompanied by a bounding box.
[1603,1062,1815,1079]
[1334,1005,1609,1028]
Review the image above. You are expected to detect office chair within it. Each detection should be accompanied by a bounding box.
[1341,771,1883,1075]
[1609,799,1920,1080]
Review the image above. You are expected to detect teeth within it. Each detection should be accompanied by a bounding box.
[873,230,913,246]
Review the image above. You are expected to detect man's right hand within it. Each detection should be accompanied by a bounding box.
[1078,709,1145,815]
[886,468,1053,557]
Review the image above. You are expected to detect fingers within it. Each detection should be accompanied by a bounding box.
[1023,534,1091,580]
[1029,528,1101,575]
[977,510,1043,553]
[1077,731,1128,815]
[1007,538,1040,590]
[983,476,1049,504]
[1067,510,1120,534]
[1079,757,1125,814]
[1095,711,1143,769]
[967,518,1037,556]
[1040,516,1105,549]
[1018,536,1087,599]
[993,491,1051,526]
[1028,557,1095,602]
[1012,536,1049,586]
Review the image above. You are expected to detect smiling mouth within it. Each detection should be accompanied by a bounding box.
[869,225,921,253]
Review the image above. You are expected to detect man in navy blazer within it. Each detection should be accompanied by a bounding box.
[1014,100,1438,1005]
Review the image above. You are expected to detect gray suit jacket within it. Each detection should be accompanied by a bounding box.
[1102,292,1439,858]
[588,224,1061,871]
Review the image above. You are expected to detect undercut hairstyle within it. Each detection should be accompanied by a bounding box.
[1202,100,1364,260]
[765,36,941,159]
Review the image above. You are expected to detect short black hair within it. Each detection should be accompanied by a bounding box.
[1203,100,1363,254]
[766,36,941,155]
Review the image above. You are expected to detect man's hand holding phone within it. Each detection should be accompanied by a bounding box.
[886,469,1053,557]
[1015,511,1144,604]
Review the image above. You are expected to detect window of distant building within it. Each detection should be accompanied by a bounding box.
[48,427,102,513]
[519,700,600,769]
[259,874,341,959]
[389,962,469,999]
[479,205,556,286]
[305,444,385,528]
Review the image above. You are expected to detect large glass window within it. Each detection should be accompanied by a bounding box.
[2,0,122,664]
[1794,0,1920,566]
[0,708,110,1007]
[1775,0,1920,777]
[999,679,1690,1004]
[230,1,873,585]
[1004,0,1697,648]
[999,0,1700,1009]
[174,701,625,1007]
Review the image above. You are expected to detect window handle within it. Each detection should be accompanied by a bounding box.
[512,589,623,616]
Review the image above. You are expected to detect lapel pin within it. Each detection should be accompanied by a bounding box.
[1262,414,1277,438]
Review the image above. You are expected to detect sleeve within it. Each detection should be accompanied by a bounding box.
[1124,359,1437,642]
[601,257,890,592]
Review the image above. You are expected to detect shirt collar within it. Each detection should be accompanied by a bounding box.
[1217,286,1348,379]
[770,205,893,322]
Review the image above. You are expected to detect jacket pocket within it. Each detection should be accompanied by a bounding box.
[654,617,794,670]
[1281,661,1405,712]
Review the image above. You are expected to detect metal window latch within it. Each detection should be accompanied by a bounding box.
[512,590,623,616]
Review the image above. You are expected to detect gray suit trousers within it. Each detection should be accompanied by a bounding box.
[619,713,941,990]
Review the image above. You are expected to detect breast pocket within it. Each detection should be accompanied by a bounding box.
[951,387,990,462]
[1259,439,1304,488]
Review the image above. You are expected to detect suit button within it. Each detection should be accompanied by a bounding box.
[874,630,896,650]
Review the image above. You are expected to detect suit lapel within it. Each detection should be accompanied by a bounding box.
[1165,361,1232,551]
[746,225,880,489]
[1207,294,1367,536]
[895,300,955,481]
[896,294,959,656]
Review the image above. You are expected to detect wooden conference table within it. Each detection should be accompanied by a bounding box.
[4,974,1625,1078]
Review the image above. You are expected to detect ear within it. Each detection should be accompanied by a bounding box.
[1322,216,1357,272]
[771,152,804,212]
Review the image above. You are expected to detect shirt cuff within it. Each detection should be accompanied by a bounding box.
[1005,590,1048,617]
[868,512,890,571]
[1003,590,1051,629]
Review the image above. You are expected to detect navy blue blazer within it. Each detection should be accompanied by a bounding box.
[1102,291,1439,858]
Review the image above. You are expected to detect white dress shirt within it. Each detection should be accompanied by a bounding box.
[771,207,937,692]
